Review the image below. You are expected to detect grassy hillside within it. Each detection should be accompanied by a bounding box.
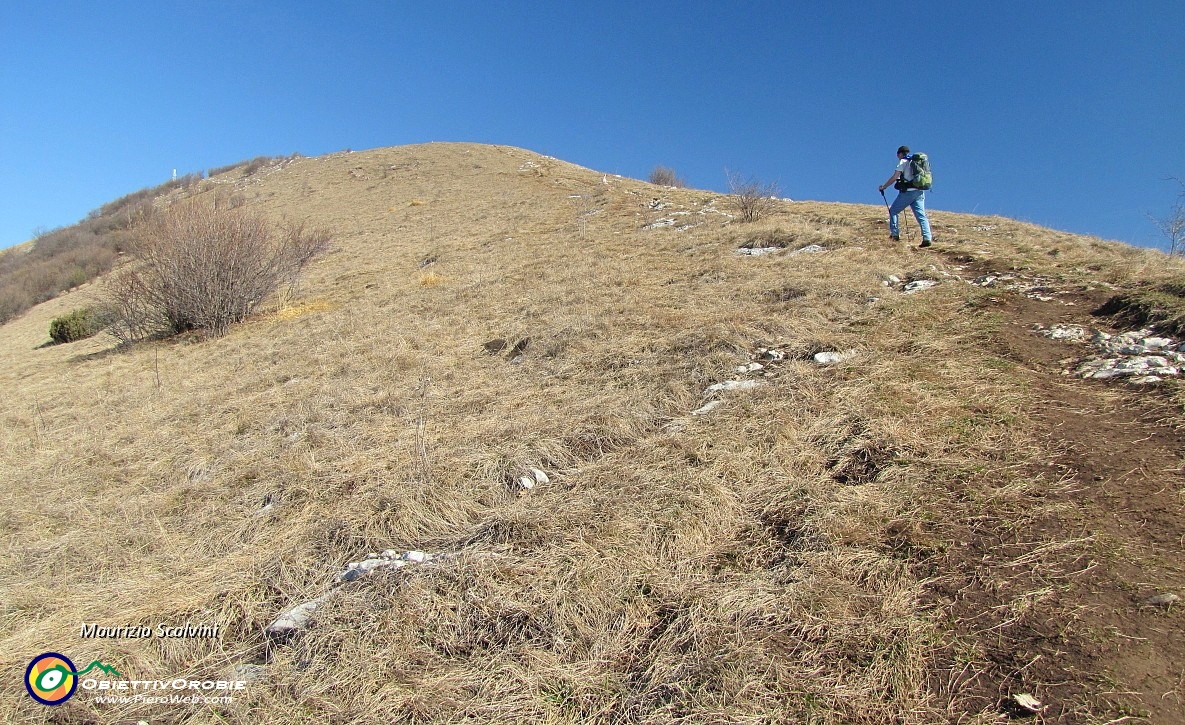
[2,143,1184,724]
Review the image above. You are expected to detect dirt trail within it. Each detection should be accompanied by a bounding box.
[938,251,1185,722]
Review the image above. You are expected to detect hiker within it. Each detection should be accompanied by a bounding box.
[879,145,933,248]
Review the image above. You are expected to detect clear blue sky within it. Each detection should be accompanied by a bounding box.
[2,2,1183,250]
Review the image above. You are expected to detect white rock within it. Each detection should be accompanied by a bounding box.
[233,664,268,682]
[1041,324,1087,342]
[1013,694,1043,712]
[518,475,536,490]
[735,362,764,373]
[1145,593,1180,607]
[529,467,550,485]
[903,280,938,293]
[1091,368,1132,379]
[691,400,722,416]
[788,244,826,255]
[1144,337,1173,349]
[705,380,761,394]
[267,593,335,635]
[813,351,854,365]
[404,550,429,563]
[737,246,781,256]
[887,275,902,285]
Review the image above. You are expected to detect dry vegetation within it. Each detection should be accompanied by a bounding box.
[0,155,302,327]
[107,199,329,341]
[1,143,1183,724]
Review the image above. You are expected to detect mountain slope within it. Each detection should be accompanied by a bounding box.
[2,143,1183,723]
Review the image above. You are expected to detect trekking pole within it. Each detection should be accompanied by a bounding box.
[880,189,911,244]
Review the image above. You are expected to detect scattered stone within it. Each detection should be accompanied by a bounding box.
[266,592,335,635]
[644,218,676,230]
[735,362,764,373]
[1073,327,1183,384]
[337,549,441,582]
[1144,593,1179,607]
[515,467,549,490]
[1035,324,1088,343]
[887,275,902,285]
[233,664,268,682]
[691,400,722,416]
[705,380,761,394]
[903,280,938,293]
[1012,693,1044,712]
[757,348,786,361]
[813,351,855,365]
[737,246,780,256]
[788,244,826,256]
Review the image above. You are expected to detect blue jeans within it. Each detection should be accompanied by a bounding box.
[889,189,931,241]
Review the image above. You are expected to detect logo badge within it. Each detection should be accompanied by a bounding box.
[25,652,79,706]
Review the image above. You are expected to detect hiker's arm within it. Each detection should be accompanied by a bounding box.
[879,171,901,192]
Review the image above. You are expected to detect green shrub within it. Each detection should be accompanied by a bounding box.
[48,307,106,344]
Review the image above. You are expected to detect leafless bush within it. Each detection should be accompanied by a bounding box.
[106,200,330,341]
[1152,177,1185,256]
[649,166,687,188]
[726,170,781,222]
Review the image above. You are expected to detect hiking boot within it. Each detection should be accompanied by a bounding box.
[919,239,932,248]
[890,235,900,242]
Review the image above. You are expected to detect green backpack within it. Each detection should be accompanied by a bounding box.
[908,152,933,190]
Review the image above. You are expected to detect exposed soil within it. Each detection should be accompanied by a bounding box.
[932,252,1185,723]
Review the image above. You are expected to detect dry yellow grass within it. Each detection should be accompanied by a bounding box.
[2,143,1183,723]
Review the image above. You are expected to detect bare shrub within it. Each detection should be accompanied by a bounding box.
[726,170,781,222]
[649,166,687,188]
[1152,177,1185,256]
[107,200,330,341]
[0,174,209,324]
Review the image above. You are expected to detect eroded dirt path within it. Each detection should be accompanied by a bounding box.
[936,253,1185,722]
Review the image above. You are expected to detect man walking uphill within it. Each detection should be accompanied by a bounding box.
[879,145,933,248]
